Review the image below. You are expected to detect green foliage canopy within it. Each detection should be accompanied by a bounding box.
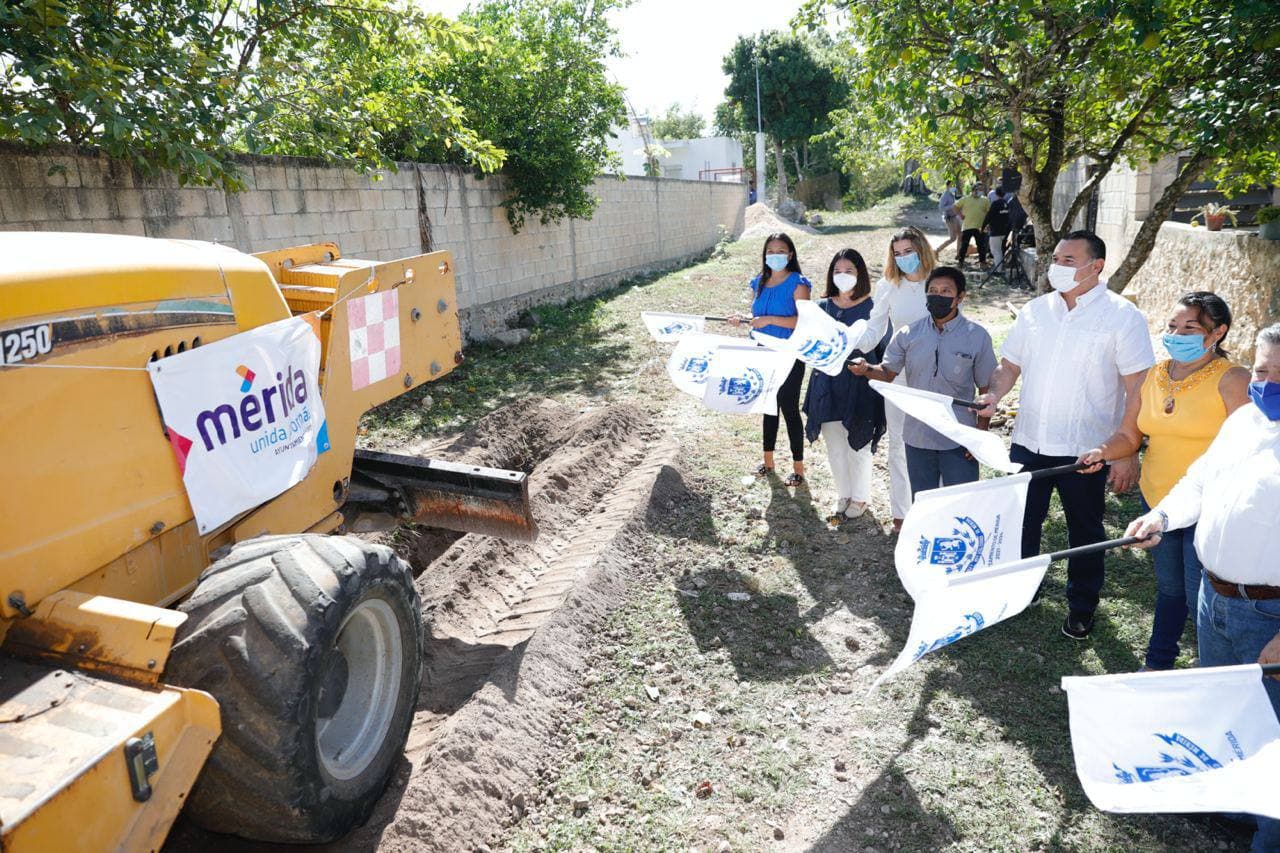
[0,0,501,186]
[650,103,705,140]
[720,31,839,152]
[450,0,628,231]
[806,0,1280,288]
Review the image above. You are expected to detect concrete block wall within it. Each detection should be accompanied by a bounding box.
[0,146,746,338]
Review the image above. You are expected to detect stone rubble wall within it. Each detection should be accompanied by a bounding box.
[1125,222,1280,364]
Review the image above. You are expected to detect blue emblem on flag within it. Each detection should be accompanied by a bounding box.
[916,515,987,574]
[679,355,710,383]
[912,611,986,661]
[798,328,847,368]
[661,321,694,336]
[1113,732,1226,784]
[719,367,765,405]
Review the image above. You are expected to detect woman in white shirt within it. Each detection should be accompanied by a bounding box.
[856,226,937,531]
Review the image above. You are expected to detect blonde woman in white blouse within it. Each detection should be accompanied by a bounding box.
[855,226,937,531]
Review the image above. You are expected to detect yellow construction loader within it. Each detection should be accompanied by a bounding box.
[0,234,536,850]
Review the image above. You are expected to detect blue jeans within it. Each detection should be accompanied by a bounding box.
[1141,497,1203,669]
[905,444,978,498]
[1197,578,1280,852]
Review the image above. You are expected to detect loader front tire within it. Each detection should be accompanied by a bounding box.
[166,534,423,843]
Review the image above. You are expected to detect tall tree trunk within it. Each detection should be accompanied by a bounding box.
[1108,148,1216,293]
[1015,94,1069,291]
[791,148,804,185]
[773,140,789,205]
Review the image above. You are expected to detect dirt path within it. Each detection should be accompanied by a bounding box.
[170,197,1244,852]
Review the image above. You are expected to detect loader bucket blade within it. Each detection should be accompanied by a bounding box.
[350,450,538,542]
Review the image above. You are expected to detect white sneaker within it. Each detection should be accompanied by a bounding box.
[832,497,851,517]
[844,501,867,519]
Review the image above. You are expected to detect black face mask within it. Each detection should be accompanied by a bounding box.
[926,294,956,319]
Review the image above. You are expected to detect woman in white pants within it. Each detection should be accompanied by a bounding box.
[803,249,887,521]
[854,226,936,531]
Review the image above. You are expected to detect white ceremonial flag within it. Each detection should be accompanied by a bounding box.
[753,300,866,376]
[895,473,1031,598]
[643,311,706,342]
[666,334,753,397]
[149,314,332,534]
[1062,665,1280,819]
[870,380,1022,473]
[873,554,1051,688]
[703,346,797,415]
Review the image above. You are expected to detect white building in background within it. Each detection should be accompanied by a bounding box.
[608,119,745,182]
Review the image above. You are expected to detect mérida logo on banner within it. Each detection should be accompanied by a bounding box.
[149,314,331,534]
[192,361,329,456]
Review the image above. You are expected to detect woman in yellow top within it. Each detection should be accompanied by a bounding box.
[1079,292,1250,670]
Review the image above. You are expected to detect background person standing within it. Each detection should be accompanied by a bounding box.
[976,230,1155,640]
[955,185,991,269]
[983,187,1013,275]
[935,180,962,256]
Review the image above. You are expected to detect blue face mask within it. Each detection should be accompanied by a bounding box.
[1162,333,1209,363]
[896,252,921,275]
[1249,381,1280,421]
[764,253,789,272]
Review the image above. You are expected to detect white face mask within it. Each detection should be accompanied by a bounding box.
[833,272,858,293]
[1047,263,1081,293]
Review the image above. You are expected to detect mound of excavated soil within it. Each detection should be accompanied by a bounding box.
[346,398,679,851]
[742,201,819,239]
[165,397,679,853]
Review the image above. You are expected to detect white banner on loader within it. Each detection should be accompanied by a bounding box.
[869,380,1022,473]
[873,554,1051,688]
[667,334,754,397]
[149,314,332,534]
[643,311,706,342]
[895,473,1031,598]
[1062,665,1280,819]
[703,346,797,415]
[754,301,866,376]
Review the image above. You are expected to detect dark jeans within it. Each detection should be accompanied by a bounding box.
[1140,496,1203,669]
[958,228,989,264]
[1011,443,1108,616]
[905,445,978,498]
[1198,579,1280,851]
[763,359,805,460]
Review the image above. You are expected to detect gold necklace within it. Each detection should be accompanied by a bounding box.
[1154,358,1221,414]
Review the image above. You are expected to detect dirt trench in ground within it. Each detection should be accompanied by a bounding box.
[164,396,679,852]
[342,397,679,851]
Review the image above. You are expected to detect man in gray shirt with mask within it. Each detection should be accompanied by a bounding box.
[850,265,996,496]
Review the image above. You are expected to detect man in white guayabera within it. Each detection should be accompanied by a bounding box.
[1125,323,1280,852]
[975,230,1155,641]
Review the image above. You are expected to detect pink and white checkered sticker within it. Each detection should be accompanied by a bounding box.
[348,289,401,391]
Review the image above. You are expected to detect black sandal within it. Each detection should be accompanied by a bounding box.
[754,463,774,477]
[784,472,805,487]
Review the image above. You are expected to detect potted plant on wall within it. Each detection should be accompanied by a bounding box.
[1192,202,1239,232]
[1258,205,1280,241]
